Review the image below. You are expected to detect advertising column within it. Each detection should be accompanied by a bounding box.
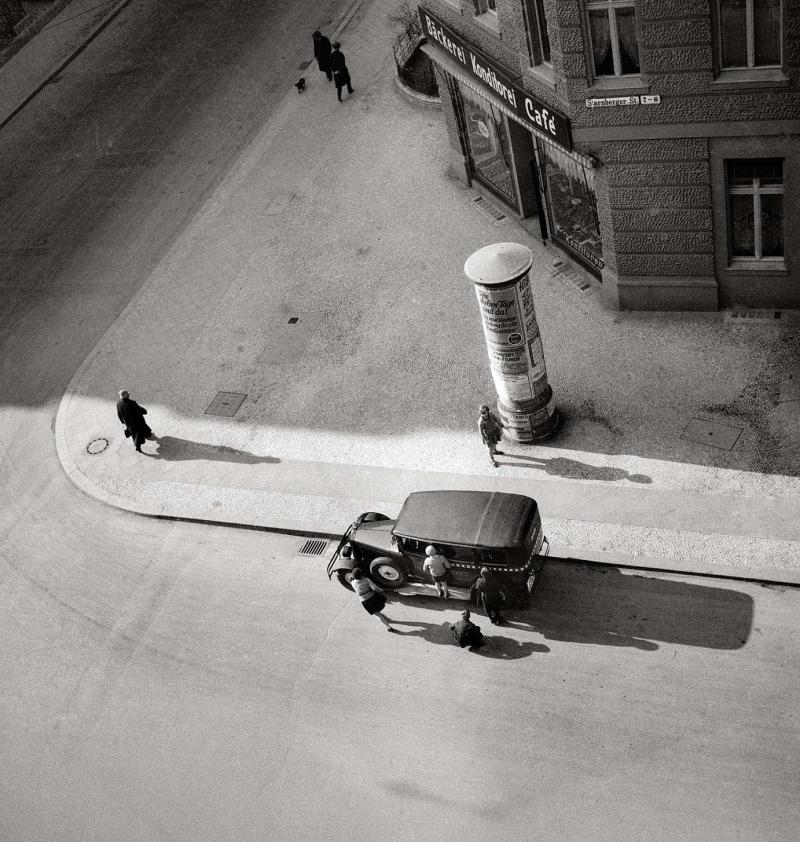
[464,242,559,442]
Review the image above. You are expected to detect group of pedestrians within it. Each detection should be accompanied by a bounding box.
[312,30,354,102]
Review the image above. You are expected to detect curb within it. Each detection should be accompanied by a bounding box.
[393,73,441,109]
[0,0,134,130]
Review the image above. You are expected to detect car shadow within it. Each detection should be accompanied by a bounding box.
[530,562,754,650]
[388,561,754,651]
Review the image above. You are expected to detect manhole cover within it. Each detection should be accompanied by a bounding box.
[298,539,328,556]
[86,437,109,455]
[680,418,743,450]
[205,391,247,417]
[258,312,325,364]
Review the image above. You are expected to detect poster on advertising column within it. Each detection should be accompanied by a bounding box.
[475,274,548,403]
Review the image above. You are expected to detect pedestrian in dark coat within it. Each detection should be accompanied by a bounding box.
[478,403,505,467]
[350,567,396,631]
[116,390,153,452]
[330,41,353,101]
[470,567,505,625]
[312,30,333,81]
[450,609,484,650]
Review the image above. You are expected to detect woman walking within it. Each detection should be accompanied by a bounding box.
[350,568,396,632]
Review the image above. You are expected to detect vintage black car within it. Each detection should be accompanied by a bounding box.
[326,490,550,606]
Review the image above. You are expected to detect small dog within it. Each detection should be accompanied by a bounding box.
[294,77,306,93]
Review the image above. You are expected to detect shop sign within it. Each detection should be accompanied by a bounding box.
[585,94,661,108]
[419,6,572,151]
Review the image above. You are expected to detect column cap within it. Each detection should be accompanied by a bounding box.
[464,242,533,287]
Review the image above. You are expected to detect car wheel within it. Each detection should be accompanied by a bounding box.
[361,512,389,522]
[369,557,408,589]
[336,570,354,592]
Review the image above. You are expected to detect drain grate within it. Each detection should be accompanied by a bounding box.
[680,417,743,450]
[552,260,592,292]
[205,391,247,417]
[726,309,783,323]
[470,195,507,223]
[298,539,328,556]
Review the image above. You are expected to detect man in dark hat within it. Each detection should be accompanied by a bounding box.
[312,30,332,81]
[116,390,154,453]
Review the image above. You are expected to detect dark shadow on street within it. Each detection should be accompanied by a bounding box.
[153,435,280,464]
[500,453,652,483]
[531,562,753,650]
[390,620,546,659]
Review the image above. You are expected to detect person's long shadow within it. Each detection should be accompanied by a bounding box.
[391,620,549,659]
[500,453,651,483]
[150,435,280,464]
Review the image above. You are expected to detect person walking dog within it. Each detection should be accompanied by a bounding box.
[423,545,451,599]
[312,30,332,81]
[478,403,505,467]
[350,568,396,632]
[330,40,353,101]
[116,390,154,453]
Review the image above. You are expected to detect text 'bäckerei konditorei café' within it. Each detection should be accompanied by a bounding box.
[419,6,572,151]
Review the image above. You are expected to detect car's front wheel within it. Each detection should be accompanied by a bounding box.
[369,557,408,589]
[336,570,354,592]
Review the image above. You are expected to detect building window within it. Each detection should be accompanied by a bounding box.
[727,160,783,260]
[587,0,640,77]
[474,0,497,12]
[523,0,551,65]
[718,0,782,69]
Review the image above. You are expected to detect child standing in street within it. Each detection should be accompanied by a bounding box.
[423,545,451,599]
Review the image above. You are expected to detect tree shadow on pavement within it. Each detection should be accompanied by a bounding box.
[152,435,280,464]
[500,453,651,483]
[391,620,548,659]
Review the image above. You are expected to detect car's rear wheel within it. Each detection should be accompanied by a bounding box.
[369,557,408,589]
[336,570,354,592]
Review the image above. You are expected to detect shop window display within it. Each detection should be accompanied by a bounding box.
[458,83,516,204]
[538,141,604,273]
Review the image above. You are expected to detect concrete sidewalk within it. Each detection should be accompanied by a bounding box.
[40,0,800,582]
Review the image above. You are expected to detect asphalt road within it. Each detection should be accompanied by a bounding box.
[1,1,799,839]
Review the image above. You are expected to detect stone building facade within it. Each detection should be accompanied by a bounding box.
[419,0,799,310]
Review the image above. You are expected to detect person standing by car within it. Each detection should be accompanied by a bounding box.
[350,568,396,632]
[423,545,451,599]
[449,609,484,650]
[478,404,505,467]
[471,567,504,625]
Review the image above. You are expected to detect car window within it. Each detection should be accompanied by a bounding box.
[477,548,506,565]
[438,545,478,564]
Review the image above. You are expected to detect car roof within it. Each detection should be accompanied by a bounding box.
[393,490,538,549]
